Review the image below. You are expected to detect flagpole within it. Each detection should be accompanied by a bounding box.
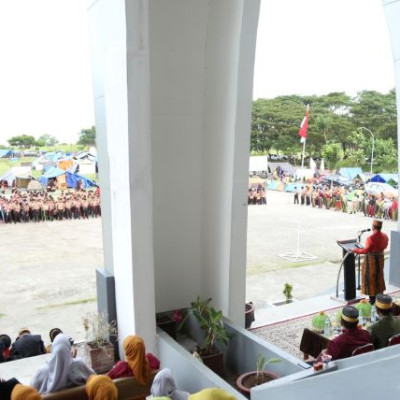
[300,138,306,182]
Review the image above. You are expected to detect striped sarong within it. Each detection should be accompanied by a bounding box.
[361,252,386,296]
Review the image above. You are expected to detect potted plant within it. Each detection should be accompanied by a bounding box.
[156,309,184,339]
[83,311,118,373]
[283,283,293,303]
[236,354,281,398]
[186,296,231,376]
[245,302,255,329]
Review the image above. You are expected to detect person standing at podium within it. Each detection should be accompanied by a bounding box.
[351,219,389,305]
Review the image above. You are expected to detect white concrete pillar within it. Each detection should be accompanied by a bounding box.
[87,0,260,353]
[382,0,400,286]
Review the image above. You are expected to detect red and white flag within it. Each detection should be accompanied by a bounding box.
[298,104,310,143]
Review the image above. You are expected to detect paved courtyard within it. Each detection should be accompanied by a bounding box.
[0,190,396,342]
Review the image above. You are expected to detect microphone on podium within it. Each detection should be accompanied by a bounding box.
[359,228,371,234]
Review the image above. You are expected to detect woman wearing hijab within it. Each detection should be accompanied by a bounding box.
[11,384,42,400]
[30,333,94,394]
[189,388,237,400]
[86,374,118,400]
[150,368,189,400]
[108,335,160,384]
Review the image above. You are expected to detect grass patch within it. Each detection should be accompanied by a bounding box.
[247,259,324,275]
[36,297,96,310]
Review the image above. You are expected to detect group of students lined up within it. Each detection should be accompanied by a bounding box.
[0,188,101,224]
[294,185,398,221]
[0,327,237,400]
[248,185,267,205]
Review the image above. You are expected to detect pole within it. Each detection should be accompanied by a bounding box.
[300,139,306,182]
[358,127,374,175]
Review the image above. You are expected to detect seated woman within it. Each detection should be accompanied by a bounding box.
[107,335,160,384]
[30,333,94,394]
[150,368,189,400]
[11,384,42,400]
[86,375,118,400]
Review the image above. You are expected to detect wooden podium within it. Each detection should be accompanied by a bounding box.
[333,239,363,302]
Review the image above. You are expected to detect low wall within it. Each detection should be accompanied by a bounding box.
[157,313,309,398]
[251,344,400,400]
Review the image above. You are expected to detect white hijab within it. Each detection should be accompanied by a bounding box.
[150,368,189,400]
[30,333,93,394]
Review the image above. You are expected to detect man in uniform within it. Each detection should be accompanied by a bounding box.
[367,294,400,349]
[321,306,371,360]
[352,219,389,305]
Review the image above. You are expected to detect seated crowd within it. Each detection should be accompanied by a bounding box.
[319,293,400,361]
[0,327,237,400]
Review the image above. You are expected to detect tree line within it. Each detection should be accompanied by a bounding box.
[251,90,398,172]
[3,126,96,149]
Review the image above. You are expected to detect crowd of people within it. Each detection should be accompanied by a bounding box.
[293,184,398,221]
[248,185,267,205]
[0,328,237,399]
[0,187,101,224]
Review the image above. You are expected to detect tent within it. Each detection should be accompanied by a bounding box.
[249,156,268,173]
[370,173,398,186]
[0,149,13,158]
[339,167,363,181]
[39,166,97,189]
[0,166,32,186]
[65,172,97,189]
[39,166,66,187]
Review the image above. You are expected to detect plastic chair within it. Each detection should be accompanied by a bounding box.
[388,333,400,346]
[351,343,374,356]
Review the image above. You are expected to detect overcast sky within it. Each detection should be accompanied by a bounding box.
[0,0,395,146]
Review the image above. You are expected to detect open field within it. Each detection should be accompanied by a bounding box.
[0,190,396,342]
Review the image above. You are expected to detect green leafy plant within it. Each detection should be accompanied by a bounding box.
[283,283,293,303]
[255,354,281,385]
[190,296,231,355]
[82,311,118,348]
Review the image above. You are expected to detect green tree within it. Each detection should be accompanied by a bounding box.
[8,135,36,148]
[36,134,59,147]
[321,143,344,172]
[77,126,96,147]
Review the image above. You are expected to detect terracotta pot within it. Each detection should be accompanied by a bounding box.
[200,351,225,377]
[85,342,115,374]
[245,302,255,329]
[236,370,279,398]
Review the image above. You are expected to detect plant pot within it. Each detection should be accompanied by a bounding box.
[156,316,177,339]
[245,302,255,329]
[85,341,115,373]
[236,370,279,398]
[199,350,225,377]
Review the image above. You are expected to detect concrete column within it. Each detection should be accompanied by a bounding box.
[382,0,400,286]
[87,0,260,355]
[87,0,156,353]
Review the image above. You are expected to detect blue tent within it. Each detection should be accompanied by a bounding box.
[65,171,97,189]
[370,173,398,185]
[39,167,67,186]
[0,149,13,158]
[339,167,363,181]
